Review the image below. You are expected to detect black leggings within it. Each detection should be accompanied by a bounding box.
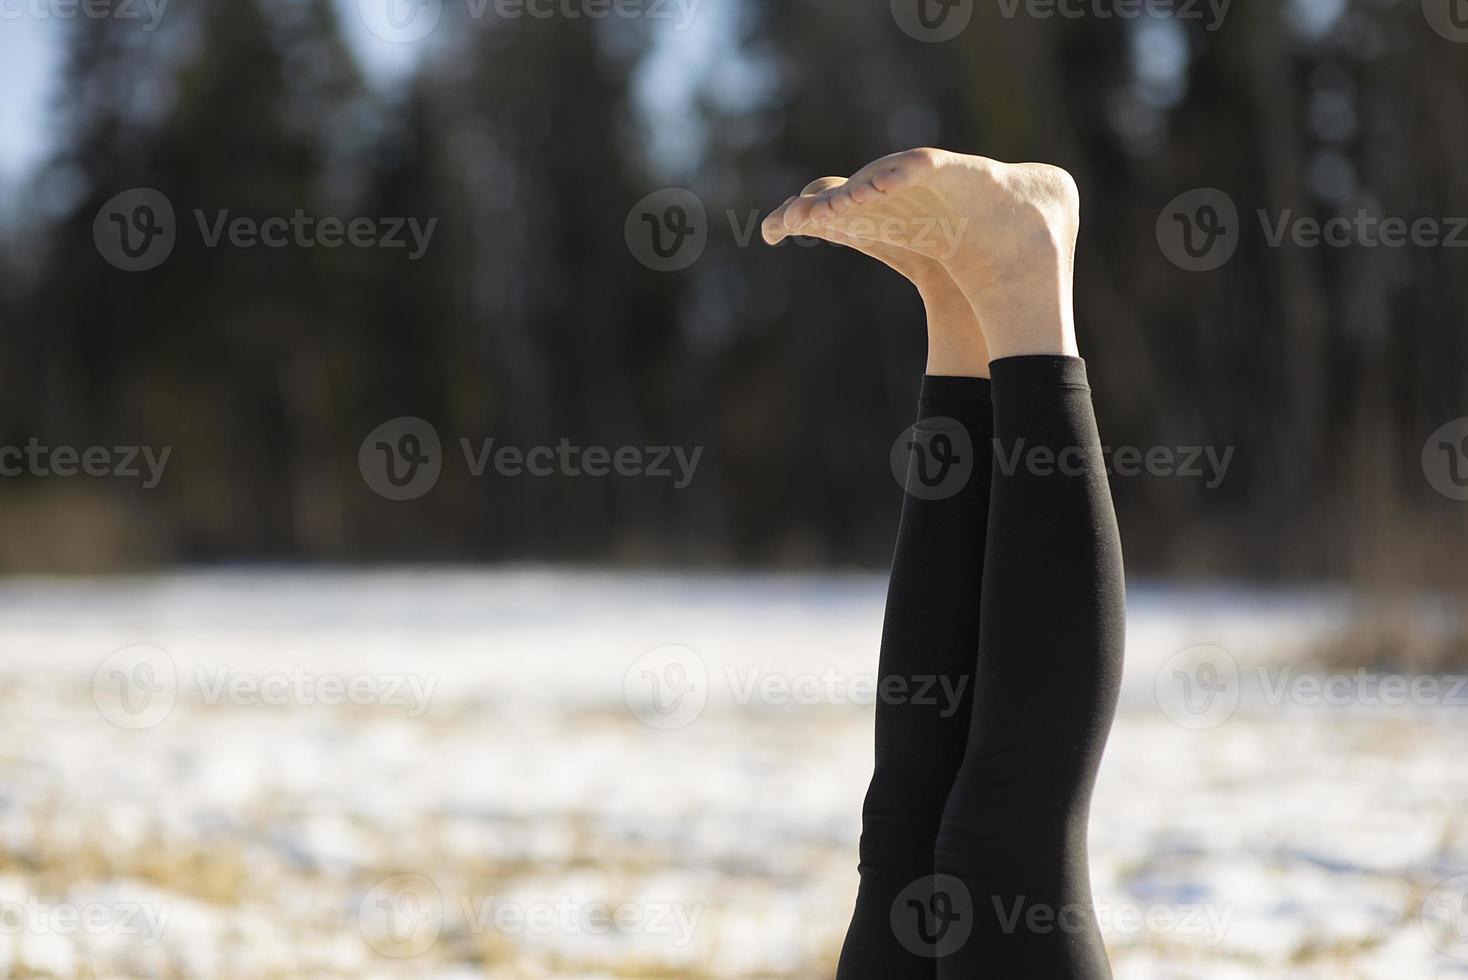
[835,356,1125,979]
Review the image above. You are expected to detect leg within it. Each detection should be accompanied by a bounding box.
[764,180,995,976]
[835,374,994,979]
[771,153,1124,975]
[934,353,1123,978]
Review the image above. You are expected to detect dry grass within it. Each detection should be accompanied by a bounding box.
[1306,597,1468,673]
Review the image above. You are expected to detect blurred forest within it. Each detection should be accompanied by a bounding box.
[0,0,1465,585]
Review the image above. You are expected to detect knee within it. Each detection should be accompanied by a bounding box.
[932,766,1079,879]
[858,772,951,872]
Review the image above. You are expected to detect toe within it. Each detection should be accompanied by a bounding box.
[801,176,847,196]
[869,167,906,193]
[854,147,943,195]
[826,184,856,213]
[782,195,820,232]
[898,146,945,173]
[809,192,840,223]
[803,178,849,224]
[847,178,882,205]
[761,196,796,244]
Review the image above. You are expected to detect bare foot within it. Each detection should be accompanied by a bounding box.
[763,149,1081,360]
[763,177,991,377]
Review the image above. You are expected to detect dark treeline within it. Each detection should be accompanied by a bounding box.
[1,0,1465,584]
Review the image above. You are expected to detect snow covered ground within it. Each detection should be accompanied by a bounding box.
[0,570,1465,978]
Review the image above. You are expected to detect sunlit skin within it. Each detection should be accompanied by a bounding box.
[762,148,1081,365]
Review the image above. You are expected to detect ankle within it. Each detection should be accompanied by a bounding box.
[968,284,1078,360]
[926,339,991,378]
[918,278,991,377]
